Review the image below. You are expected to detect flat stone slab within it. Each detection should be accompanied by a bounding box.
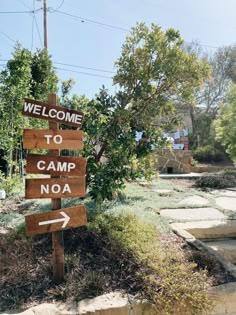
[215,197,236,211]
[204,239,236,264]
[179,195,209,206]
[212,190,236,197]
[171,220,236,239]
[160,208,225,221]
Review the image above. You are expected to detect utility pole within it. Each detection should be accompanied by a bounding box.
[43,0,48,49]
[43,1,64,283]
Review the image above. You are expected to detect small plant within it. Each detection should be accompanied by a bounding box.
[193,145,225,163]
[195,171,236,189]
[0,173,24,197]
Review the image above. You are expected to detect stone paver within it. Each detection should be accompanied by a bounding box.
[215,197,236,211]
[212,190,236,198]
[179,195,209,207]
[160,207,226,221]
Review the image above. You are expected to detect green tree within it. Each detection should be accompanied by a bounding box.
[75,23,210,202]
[215,84,236,163]
[0,44,58,176]
[184,42,236,148]
[0,44,32,176]
[114,23,210,129]
[79,88,162,203]
[31,48,58,101]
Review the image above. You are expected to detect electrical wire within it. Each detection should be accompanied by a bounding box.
[54,66,113,79]
[54,61,116,74]
[16,0,32,10]
[50,10,220,49]
[0,58,115,75]
[31,15,35,51]
[48,0,65,12]
[0,10,34,14]
[0,31,16,43]
[34,15,43,47]
[32,0,43,48]
[50,10,130,33]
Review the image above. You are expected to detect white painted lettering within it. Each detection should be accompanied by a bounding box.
[62,184,71,193]
[41,184,49,194]
[57,111,65,120]
[44,135,53,144]
[41,106,48,117]
[37,160,46,170]
[75,114,83,124]
[32,104,41,115]
[24,102,34,113]
[57,162,67,172]
[65,112,76,122]
[49,108,57,118]
[68,163,76,171]
[51,184,60,194]
[44,134,63,145]
[54,135,63,144]
[47,161,56,171]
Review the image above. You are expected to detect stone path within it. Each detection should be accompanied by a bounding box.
[215,197,236,211]
[179,195,209,207]
[160,190,236,222]
[160,207,226,221]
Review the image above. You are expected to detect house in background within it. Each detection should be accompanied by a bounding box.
[155,104,193,174]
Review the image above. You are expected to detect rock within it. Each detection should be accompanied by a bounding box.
[215,197,236,211]
[160,208,225,221]
[179,195,209,206]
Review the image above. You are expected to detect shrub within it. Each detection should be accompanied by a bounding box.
[0,173,24,197]
[193,145,225,163]
[195,171,236,189]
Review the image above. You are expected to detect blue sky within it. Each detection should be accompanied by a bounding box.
[1,0,236,99]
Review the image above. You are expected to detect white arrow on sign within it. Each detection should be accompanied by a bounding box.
[38,211,70,228]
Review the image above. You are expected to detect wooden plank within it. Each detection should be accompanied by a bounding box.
[23,129,83,150]
[26,154,87,176]
[25,205,87,236]
[22,98,84,127]
[25,177,86,199]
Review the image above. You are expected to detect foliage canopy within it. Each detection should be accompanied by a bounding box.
[215,84,236,163]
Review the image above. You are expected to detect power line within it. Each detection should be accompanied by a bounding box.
[0,10,33,14]
[34,15,43,47]
[0,58,115,74]
[0,31,16,43]
[0,62,113,78]
[48,0,65,12]
[0,8,42,14]
[31,15,35,50]
[54,61,116,74]
[50,10,130,33]
[16,0,32,10]
[33,0,43,48]
[55,66,113,79]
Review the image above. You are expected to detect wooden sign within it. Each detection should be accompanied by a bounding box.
[25,205,87,236]
[23,129,83,150]
[22,98,84,127]
[25,177,86,199]
[26,154,86,176]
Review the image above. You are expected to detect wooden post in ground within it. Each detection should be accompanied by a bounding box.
[48,93,64,283]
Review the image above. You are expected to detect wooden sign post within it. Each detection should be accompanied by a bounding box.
[48,93,63,283]
[23,93,86,284]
